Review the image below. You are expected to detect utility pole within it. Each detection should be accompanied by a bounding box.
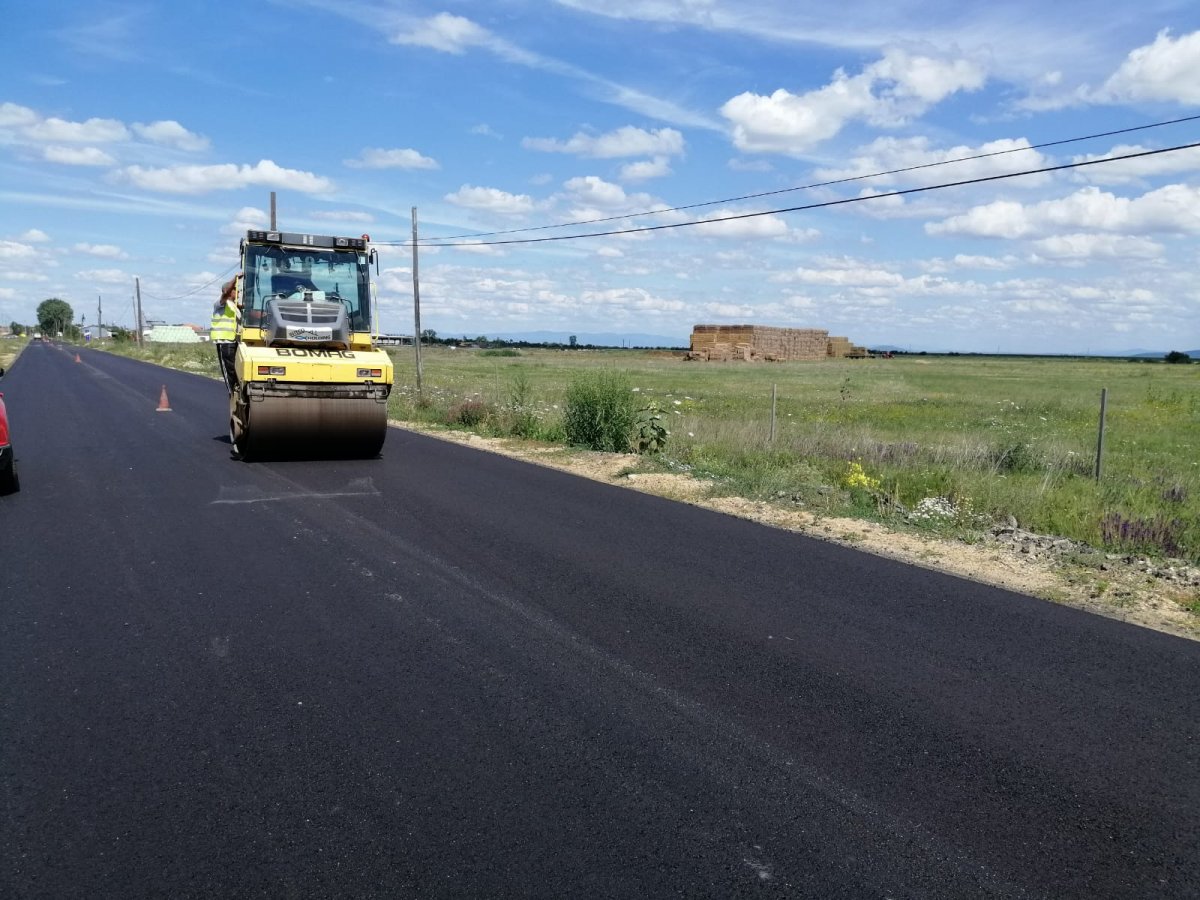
[411,206,423,399]
[134,277,145,345]
[270,191,277,230]
[97,294,102,340]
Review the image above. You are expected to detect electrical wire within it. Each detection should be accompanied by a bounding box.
[385,114,1200,245]
[393,141,1200,248]
[140,263,238,303]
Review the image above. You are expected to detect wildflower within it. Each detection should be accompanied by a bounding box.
[841,461,880,492]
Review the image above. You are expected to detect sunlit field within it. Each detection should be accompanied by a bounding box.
[102,340,1199,562]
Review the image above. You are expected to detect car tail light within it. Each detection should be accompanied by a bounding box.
[258,365,286,376]
[357,368,382,378]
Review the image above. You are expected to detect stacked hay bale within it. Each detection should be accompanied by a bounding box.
[827,336,871,358]
[688,324,834,361]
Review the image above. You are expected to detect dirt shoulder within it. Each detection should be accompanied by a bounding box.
[393,421,1200,642]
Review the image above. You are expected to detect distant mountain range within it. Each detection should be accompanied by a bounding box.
[469,330,689,348]
[438,332,1198,356]
[830,345,1198,358]
[1125,349,1199,359]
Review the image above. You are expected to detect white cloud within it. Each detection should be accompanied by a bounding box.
[19,229,51,243]
[116,160,333,194]
[391,12,491,54]
[453,243,507,256]
[1071,144,1200,185]
[0,241,39,262]
[927,184,1200,239]
[596,246,624,257]
[619,156,673,181]
[556,176,665,221]
[75,268,129,284]
[345,147,439,170]
[579,286,685,313]
[700,302,759,318]
[816,136,1050,187]
[923,254,1019,273]
[332,7,714,128]
[727,158,773,173]
[24,115,129,143]
[42,145,116,166]
[772,263,905,287]
[926,199,1033,239]
[0,102,39,128]
[692,210,791,239]
[132,120,210,151]
[721,47,986,155]
[73,242,128,259]
[1030,233,1163,261]
[444,185,534,215]
[1102,29,1200,104]
[234,206,268,225]
[523,126,684,158]
[311,210,375,224]
[561,175,630,209]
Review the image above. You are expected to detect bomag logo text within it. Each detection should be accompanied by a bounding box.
[275,348,356,358]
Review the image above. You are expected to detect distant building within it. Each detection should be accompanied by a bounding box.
[82,325,114,341]
[375,334,414,346]
[145,325,201,344]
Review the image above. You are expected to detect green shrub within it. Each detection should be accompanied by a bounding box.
[563,370,635,452]
[446,400,493,427]
[504,369,541,438]
[480,348,521,357]
[992,440,1040,473]
[634,404,669,454]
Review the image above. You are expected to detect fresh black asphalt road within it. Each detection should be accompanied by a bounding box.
[1,342,1197,898]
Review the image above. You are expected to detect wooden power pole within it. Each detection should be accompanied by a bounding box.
[134,277,144,345]
[411,206,423,398]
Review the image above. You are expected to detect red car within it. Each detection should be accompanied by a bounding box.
[0,366,17,494]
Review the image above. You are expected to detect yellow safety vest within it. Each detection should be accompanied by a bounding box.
[210,303,237,341]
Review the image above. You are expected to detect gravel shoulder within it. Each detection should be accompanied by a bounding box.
[395,422,1200,642]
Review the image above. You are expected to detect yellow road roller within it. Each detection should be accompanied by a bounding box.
[218,230,393,460]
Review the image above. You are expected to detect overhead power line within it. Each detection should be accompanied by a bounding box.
[392,114,1200,245]
[383,141,1200,249]
[140,263,237,304]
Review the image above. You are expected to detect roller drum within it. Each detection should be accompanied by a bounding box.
[235,392,387,460]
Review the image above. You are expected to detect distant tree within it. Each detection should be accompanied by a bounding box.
[9,321,23,336]
[1165,350,1191,364]
[111,326,133,343]
[37,298,74,337]
[421,328,438,344]
[569,334,577,348]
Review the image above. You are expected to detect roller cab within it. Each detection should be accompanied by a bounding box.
[224,230,394,460]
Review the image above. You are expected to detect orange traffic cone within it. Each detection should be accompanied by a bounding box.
[156,385,172,412]
[75,353,81,363]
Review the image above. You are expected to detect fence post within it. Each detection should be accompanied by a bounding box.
[1094,388,1107,481]
[769,384,777,443]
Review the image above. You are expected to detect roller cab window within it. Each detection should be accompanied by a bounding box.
[243,244,372,332]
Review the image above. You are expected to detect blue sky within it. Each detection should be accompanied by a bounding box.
[2,1,1199,352]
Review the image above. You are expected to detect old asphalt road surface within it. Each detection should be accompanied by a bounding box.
[1,342,1197,898]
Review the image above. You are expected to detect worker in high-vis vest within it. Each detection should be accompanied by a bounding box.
[210,300,237,341]
[212,275,241,390]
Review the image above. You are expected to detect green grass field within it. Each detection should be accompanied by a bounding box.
[101,339,1200,562]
